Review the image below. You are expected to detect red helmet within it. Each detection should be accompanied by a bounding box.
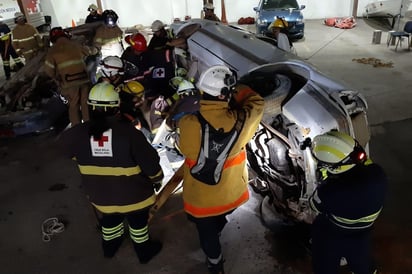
[125,33,147,52]
[50,27,71,43]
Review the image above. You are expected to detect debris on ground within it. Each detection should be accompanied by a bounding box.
[238,17,255,25]
[324,17,356,29]
[352,57,394,68]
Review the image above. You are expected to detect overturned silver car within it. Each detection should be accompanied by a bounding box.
[172,19,370,224]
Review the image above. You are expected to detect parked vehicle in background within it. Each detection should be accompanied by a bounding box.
[254,0,305,39]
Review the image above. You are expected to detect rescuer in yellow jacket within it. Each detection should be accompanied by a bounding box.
[178,65,264,274]
[12,12,43,61]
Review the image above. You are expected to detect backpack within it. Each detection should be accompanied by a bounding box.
[190,110,246,185]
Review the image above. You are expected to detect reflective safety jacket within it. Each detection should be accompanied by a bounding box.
[178,84,264,218]
[61,117,164,214]
[93,25,123,58]
[44,37,96,89]
[310,162,387,231]
[12,23,42,59]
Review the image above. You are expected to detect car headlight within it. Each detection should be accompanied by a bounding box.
[295,17,304,24]
[257,18,267,25]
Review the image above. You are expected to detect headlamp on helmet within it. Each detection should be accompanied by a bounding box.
[102,9,118,27]
[197,65,236,97]
[311,130,367,174]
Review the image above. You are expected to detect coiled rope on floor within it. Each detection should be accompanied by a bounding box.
[42,217,65,242]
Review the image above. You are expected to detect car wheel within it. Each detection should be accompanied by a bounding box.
[259,196,295,230]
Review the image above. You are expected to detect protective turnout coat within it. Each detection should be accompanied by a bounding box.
[61,118,164,214]
[93,25,123,58]
[44,37,94,89]
[310,162,386,231]
[178,84,264,217]
[12,23,42,60]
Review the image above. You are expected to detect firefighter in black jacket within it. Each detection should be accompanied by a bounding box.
[309,130,387,274]
[61,82,164,263]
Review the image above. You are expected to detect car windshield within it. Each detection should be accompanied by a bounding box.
[262,0,299,10]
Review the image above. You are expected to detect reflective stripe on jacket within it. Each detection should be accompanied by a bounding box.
[44,37,92,88]
[309,162,387,231]
[93,25,123,57]
[60,118,164,214]
[0,23,11,41]
[178,84,264,217]
[12,24,42,57]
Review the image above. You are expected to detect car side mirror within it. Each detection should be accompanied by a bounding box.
[300,5,306,10]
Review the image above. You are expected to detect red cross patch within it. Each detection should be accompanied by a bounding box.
[90,129,113,157]
[152,67,165,78]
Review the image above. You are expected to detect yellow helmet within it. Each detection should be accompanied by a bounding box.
[311,131,367,174]
[121,81,144,98]
[177,79,198,96]
[268,18,288,30]
[88,83,120,110]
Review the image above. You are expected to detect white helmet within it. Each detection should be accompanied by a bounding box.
[88,83,120,110]
[14,12,25,23]
[151,20,166,32]
[14,12,24,18]
[311,131,367,174]
[204,3,215,10]
[197,65,236,97]
[177,80,198,96]
[100,56,124,78]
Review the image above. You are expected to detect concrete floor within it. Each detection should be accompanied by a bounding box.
[1,18,412,274]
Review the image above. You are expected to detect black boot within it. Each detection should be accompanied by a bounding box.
[4,65,11,80]
[133,239,163,264]
[102,236,123,258]
[207,258,225,274]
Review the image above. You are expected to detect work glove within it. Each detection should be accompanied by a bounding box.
[153,180,162,192]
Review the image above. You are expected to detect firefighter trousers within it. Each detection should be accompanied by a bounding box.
[60,83,90,126]
[311,216,377,274]
[0,41,24,79]
[100,208,150,258]
[187,211,233,261]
